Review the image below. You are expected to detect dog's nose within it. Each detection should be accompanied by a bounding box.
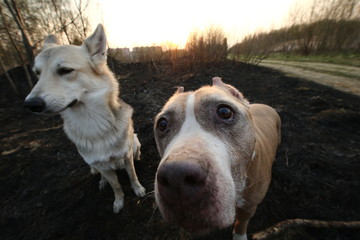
[24,97,46,113]
[156,161,207,205]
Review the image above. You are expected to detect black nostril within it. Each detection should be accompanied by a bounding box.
[158,175,169,187]
[184,175,205,186]
[24,97,46,113]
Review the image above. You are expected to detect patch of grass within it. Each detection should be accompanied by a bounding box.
[267,53,360,67]
[270,62,360,81]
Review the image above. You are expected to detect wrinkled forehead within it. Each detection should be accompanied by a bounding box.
[159,85,243,115]
[159,91,192,115]
[195,85,233,103]
[34,45,87,71]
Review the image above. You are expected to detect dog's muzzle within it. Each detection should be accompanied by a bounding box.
[24,97,46,113]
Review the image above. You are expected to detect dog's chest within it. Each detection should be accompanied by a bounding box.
[62,115,129,165]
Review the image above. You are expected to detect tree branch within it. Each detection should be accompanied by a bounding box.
[252,219,360,240]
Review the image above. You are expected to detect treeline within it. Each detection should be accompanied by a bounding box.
[230,0,360,64]
[2,0,359,95]
[185,26,228,63]
[0,0,90,93]
[108,26,228,72]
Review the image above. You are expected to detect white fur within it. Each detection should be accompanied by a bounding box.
[154,78,281,238]
[251,150,256,160]
[156,93,236,228]
[61,94,130,165]
[236,196,246,208]
[233,233,248,240]
[25,24,145,213]
[162,94,233,178]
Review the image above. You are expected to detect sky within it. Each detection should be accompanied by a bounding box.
[89,0,310,49]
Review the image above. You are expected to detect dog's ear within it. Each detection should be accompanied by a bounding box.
[212,77,250,107]
[43,34,60,49]
[174,86,184,94]
[84,24,107,73]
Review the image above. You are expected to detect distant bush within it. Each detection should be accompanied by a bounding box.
[229,31,278,65]
[185,26,228,63]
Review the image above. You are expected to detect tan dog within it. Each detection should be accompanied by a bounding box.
[154,77,281,240]
[24,24,145,213]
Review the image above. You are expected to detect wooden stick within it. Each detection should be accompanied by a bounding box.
[252,219,360,240]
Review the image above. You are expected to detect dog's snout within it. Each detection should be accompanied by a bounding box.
[24,97,46,113]
[157,161,207,205]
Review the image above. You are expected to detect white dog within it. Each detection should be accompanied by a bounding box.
[154,77,281,240]
[24,24,145,213]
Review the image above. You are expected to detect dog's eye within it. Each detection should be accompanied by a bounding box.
[217,105,234,120]
[157,117,169,132]
[57,67,74,75]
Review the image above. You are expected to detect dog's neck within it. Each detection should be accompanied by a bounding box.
[60,75,128,141]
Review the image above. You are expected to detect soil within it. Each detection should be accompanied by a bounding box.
[1,60,359,240]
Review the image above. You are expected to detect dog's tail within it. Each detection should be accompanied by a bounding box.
[133,134,141,161]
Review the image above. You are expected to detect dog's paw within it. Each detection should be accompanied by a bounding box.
[133,183,146,197]
[113,199,124,213]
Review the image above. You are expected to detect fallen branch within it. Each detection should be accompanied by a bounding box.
[252,219,360,240]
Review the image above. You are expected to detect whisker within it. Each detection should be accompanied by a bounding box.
[148,204,159,223]
[134,190,155,205]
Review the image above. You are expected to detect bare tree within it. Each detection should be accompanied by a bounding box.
[3,0,35,64]
[185,26,228,63]
[0,39,18,94]
[0,2,33,89]
[35,0,90,45]
[229,31,277,65]
[231,0,360,60]
[288,0,360,54]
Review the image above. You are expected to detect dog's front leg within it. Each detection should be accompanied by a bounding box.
[89,167,108,189]
[133,133,141,161]
[124,151,146,197]
[233,206,257,240]
[96,169,124,213]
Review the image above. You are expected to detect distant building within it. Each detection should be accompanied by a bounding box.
[108,48,133,63]
[109,46,164,63]
[131,46,163,62]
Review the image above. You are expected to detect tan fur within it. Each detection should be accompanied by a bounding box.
[234,104,281,238]
[24,24,145,213]
[154,77,281,239]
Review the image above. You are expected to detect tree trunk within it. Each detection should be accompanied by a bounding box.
[0,59,18,94]
[0,3,33,89]
[3,0,35,65]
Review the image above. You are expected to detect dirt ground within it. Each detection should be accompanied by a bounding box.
[1,60,359,240]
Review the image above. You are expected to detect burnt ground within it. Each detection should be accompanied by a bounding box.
[0,60,359,240]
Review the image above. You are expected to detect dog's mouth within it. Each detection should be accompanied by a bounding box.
[24,97,79,114]
[66,99,78,108]
[43,99,79,114]
[172,209,221,235]
[159,196,224,234]
[44,99,79,114]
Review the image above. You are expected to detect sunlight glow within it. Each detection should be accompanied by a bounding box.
[89,0,301,49]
